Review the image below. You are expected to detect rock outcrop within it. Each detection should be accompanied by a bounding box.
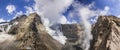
[90,15,120,50]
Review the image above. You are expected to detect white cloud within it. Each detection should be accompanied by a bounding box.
[0,18,6,22]
[13,11,24,19]
[60,16,67,24]
[24,6,34,15]
[117,15,120,18]
[79,7,97,19]
[67,20,77,24]
[105,6,110,11]
[13,6,34,19]
[16,11,23,16]
[6,5,16,14]
[100,6,110,15]
[34,0,73,24]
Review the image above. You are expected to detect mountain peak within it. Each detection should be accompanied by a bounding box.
[1,13,62,50]
[90,15,120,50]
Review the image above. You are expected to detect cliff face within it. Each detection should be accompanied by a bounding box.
[90,16,120,50]
[61,24,84,50]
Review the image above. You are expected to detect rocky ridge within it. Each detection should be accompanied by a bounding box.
[0,13,120,50]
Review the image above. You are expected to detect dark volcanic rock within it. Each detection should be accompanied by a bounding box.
[90,15,120,50]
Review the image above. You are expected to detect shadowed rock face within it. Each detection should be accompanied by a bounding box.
[60,24,82,42]
[61,24,84,50]
[1,13,62,50]
[90,15,120,50]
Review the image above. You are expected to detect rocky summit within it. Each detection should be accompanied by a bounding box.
[0,13,120,50]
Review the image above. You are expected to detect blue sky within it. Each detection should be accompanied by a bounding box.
[0,0,120,23]
[0,0,34,20]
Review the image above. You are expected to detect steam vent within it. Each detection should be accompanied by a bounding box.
[0,13,120,50]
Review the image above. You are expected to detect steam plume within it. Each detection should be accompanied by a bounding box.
[69,2,98,50]
[79,8,93,50]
